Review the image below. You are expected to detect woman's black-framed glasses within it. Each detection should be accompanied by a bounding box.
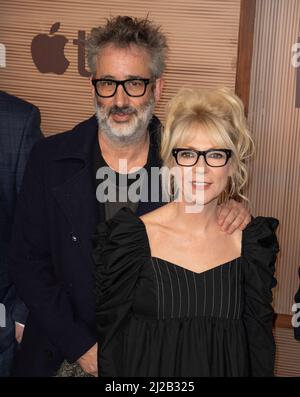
[92,78,152,98]
[172,148,232,167]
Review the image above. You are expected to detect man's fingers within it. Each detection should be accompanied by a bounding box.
[88,368,98,377]
[218,199,251,233]
[226,215,246,234]
[217,205,232,225]
[220,209,239,231]
[15,323,25,344]
[79,364,98,377]
[238,216,251,231]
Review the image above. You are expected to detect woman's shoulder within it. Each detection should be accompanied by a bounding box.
[93,207,151,272]
[242,216,279,245]
[94,207,149,250]
[241,216,279,276]
[139,205,176,251]
[140,204,168,227]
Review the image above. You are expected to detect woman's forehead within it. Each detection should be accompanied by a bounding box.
[177,124,221,148]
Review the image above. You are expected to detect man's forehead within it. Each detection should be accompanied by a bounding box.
[101,42,147,54]
[95,43,151,76]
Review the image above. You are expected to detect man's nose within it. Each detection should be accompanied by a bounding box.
[113,84,129,107]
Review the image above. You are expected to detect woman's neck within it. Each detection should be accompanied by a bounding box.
[168,199,220,236]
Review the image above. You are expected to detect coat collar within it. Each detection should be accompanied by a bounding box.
[53,115,98,162]
[53,114,162,165]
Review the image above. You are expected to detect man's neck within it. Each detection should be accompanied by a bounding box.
[98,130,150,173]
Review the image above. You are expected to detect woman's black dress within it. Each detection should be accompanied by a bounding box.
[93,208,279,377]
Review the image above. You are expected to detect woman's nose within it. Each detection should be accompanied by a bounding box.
[196,154,207,168]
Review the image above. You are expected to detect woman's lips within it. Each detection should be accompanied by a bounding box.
[190,181,212,189]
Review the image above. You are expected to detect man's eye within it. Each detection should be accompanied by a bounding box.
[99,81,114,87]
[128,80,143,87]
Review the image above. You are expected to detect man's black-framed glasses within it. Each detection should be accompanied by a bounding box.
[172,148,232,167]
[92,78,152,98]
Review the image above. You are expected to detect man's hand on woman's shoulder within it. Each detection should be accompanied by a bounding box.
[217,199,251,234]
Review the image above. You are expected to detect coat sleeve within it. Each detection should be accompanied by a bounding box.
[11,103,43,325]
[93,208,148,376]
[242,217,279,376]
[9,142,96,363]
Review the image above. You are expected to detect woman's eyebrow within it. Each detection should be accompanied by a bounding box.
[178,145,219,150]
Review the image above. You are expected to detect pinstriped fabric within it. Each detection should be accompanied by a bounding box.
[203,272,207,316]
[192,272,197,317]
[183,269,190,317]
[211,269,215,317]
[165,261,174,319]
[150,257,160,320]
[173,264,182,318]
[219,266,223,317]
[237,259,242,318]
[155,258,165,320]
[226,262,232,319]
[149,256,242,320]
[233,259,238,319]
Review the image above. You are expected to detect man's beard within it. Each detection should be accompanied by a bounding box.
[95,96,156,145]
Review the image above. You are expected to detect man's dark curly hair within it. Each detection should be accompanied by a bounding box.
[86,16,168,78]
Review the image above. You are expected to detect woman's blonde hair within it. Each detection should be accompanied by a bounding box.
[161,87,254,202]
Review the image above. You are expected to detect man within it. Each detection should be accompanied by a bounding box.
[0,91,42,376]
[10,16,251,377]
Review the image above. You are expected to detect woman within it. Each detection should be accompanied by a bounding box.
[93,87,279,377]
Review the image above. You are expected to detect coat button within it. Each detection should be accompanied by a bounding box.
[70,234,78,242]
[45,349,54,360]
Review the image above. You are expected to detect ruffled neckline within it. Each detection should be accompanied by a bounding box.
[104,207,279,276]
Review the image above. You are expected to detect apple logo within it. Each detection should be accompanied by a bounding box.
[31,22,69,74]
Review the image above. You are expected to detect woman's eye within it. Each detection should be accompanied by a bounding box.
[208,152,224,159]
[181,151,196,158]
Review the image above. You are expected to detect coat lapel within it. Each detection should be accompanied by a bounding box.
[52,162,99,267]
[51,116,104,267]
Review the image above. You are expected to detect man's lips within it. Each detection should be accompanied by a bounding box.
[111,113,132,122]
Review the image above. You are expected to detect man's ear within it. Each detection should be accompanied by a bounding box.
[89,76,95,96]
[154,78,164,102]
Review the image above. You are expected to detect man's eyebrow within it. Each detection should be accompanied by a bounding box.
[97,75,145,80]
[99,74,145,81]
[99,75,115,79]
[126,75,145,79]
